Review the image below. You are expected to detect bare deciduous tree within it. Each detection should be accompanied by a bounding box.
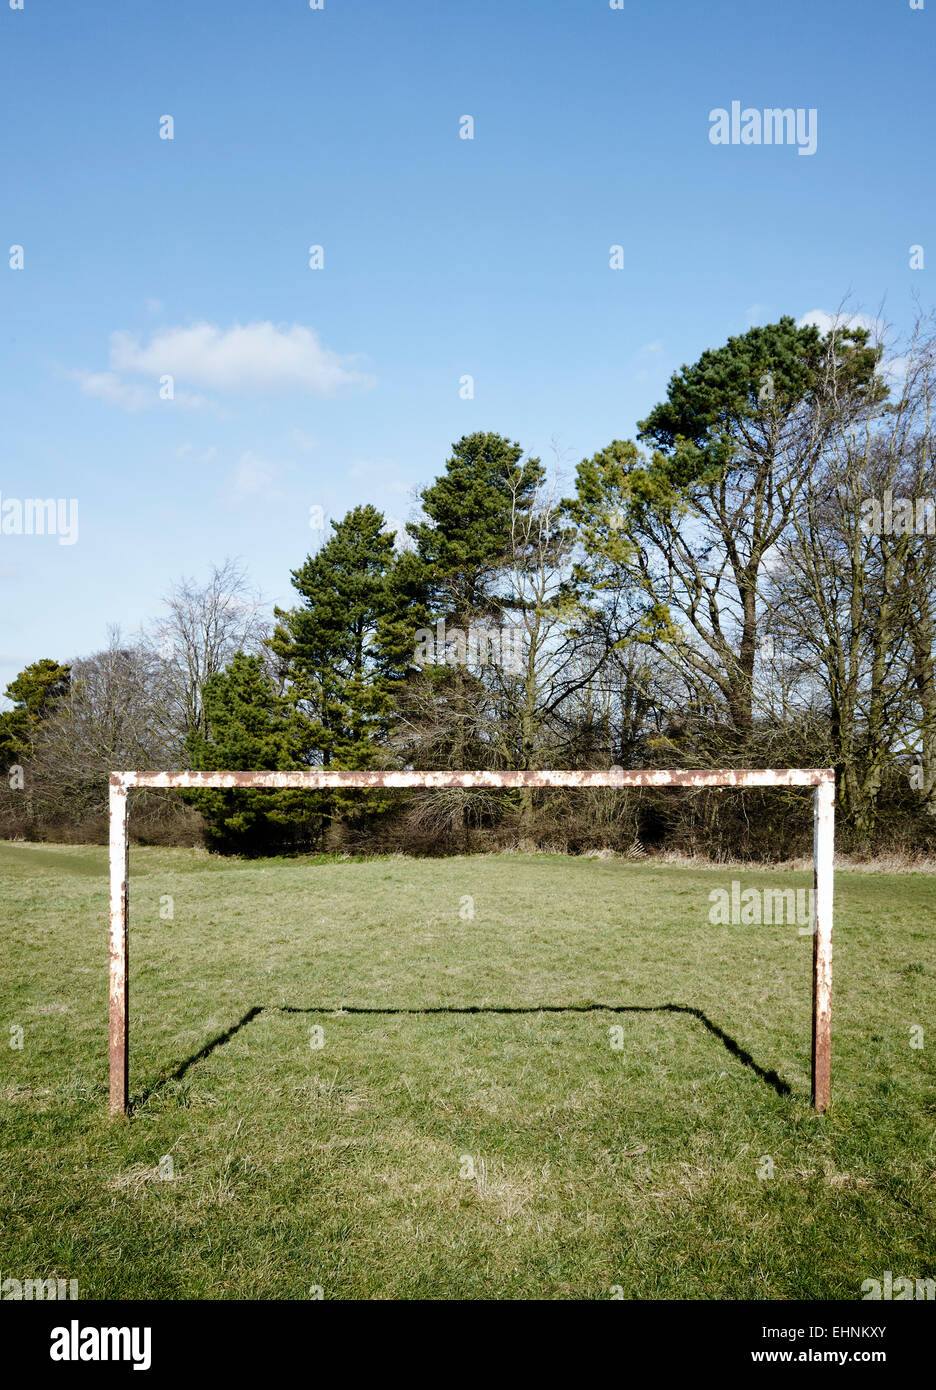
[146,558,268,748]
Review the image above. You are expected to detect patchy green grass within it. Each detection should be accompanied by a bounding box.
[0,840,933,1300]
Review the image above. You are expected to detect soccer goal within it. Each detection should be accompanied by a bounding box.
[107,767,835,1117]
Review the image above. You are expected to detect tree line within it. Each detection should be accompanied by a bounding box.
[3,312,936,860]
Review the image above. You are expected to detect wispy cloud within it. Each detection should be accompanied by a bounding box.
[797,309,885,341]
[347,458,411,495]
[798,309,909,385]
[110,321,374,397]
[176,442,218,464]
[289,428,318,454]
[67,321,374,413]
[232,450,283,501]
[68,370,154,412]
[68,369,213,412]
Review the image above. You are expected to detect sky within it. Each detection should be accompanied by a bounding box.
[1,0,933,697]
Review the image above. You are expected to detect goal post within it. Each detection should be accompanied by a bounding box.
[107,767,835,1117]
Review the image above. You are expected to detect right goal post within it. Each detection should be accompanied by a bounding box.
[107,767,835,1117]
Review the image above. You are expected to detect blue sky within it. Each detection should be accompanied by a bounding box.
[1,0,932,695]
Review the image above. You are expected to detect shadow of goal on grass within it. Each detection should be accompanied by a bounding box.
[132,1001,792,1112]
[132,1005,264,1111]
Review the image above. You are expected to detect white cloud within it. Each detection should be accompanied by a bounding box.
[176,442,218,464]
[69,370,154,412]
[348,459,411,496]
[383,516,412,550]
[232,450,281,500]
[640,339,663,353]
[798,309,912,386]
[797,309,885,342]
[879,353,910,388]
[110,321,374,397]
[290,428,318,453]
[348,458,404,482]
[68,368,218,413]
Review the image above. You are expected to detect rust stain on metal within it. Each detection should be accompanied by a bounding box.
[108,780,129,1117]
[116,767,833,792]
[811,779,835,1112]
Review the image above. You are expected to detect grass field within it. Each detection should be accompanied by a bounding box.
[1,839,934,1300]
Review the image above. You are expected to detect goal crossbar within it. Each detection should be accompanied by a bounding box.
[107,767,835,1116]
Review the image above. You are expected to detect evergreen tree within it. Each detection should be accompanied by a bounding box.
[272,504,399,827]
[406,432,543,626]
[389,433,544,842]
[184,652,313,853]
[0,659,70,770]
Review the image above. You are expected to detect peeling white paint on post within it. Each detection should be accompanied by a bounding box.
[811,774,835,1112]
[118,767,831,792]
[107,767,836,1116]
[108,776,129,1117]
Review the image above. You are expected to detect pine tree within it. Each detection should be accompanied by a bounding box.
[391,433,544,843]
[184,652,314,853]
[271,505,399,828]
[0,659,70,770]
[406,432,543,626]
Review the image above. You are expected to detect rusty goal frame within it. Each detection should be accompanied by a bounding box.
[108,767,835,1117]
